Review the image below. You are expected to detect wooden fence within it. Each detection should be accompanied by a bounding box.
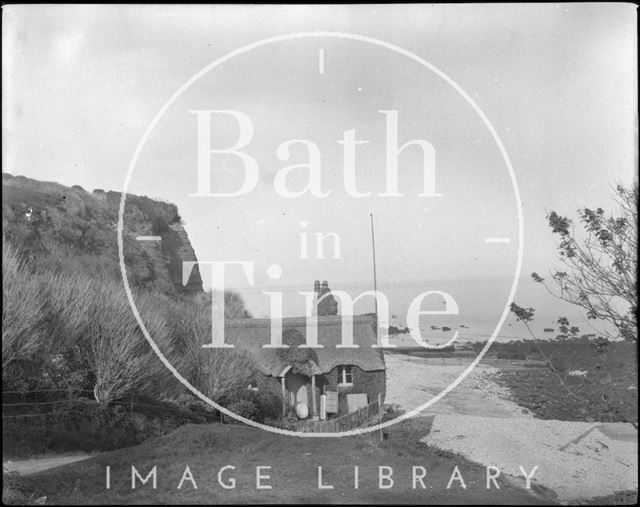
[2,389,213,424]
[270,393,383,433]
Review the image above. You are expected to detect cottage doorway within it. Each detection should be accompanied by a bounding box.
[286,372,309,412]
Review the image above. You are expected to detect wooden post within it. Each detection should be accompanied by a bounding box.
[281,376,287,417]
[378,393,383,441]
[311,374,317,419]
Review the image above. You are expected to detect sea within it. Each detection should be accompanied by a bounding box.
[234,277,617,344]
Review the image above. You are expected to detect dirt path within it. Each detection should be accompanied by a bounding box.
[3,454,93,475]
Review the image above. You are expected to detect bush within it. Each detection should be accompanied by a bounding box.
[2,238,181,402]
[245,377,283,422]
[2,241,93,372]
[167,298,256,404]
[87,281,176,403]
[4,403,143,457]
[2,398,202,458]
[226,399,259,423]
[3,472,43,505]
[172,393,220,421]
[2,242,48,368]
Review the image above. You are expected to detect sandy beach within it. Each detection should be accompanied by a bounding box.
[386,353,638,503]
[385,353,531,418]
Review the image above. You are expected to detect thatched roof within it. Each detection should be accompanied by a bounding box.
[224,315,385,377]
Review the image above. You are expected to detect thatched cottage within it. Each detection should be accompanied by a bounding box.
[225,281,386,419]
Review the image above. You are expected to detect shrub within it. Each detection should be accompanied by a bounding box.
[2,399,190,458]
[167,298,256,404]
[2,242,47,368]
[87,281,176,403]
[2,241,92,370]
[172,393,220,421]
[3,472,43,505]
[226,399,259,423]
[245,376,283,422]
[2,243,182,401]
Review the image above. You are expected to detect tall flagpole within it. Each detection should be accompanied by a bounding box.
[370,214,379,326]
[371,213,384,441]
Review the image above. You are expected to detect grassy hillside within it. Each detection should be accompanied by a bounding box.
[2,174,258,458]
[5,421,551,505]
[2,173,203,295]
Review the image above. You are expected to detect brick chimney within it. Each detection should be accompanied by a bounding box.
[311,280,320,316]
[315,280,338,316]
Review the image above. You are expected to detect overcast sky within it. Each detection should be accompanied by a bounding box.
[3,4,637,326]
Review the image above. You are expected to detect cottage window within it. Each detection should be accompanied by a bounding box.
[337,365,353,386]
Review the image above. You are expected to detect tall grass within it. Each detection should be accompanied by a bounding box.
[87,280,177,403]
[168,298,256,404]
[3,239,99,364]
[3,239,174,402]
[2,241,47,367]
[3,237,256,407]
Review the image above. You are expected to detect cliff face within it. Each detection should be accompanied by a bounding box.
[2,173,203,296]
